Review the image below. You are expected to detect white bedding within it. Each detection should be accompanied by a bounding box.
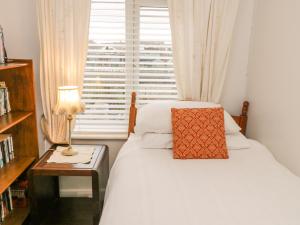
[100,135,300,225]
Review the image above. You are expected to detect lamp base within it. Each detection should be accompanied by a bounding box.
[61,146,78,156]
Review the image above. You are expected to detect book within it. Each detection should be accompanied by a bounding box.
[0,89,4,115]
[7,188,13,212]
[0,194,3,222]
[0,134,14,166]
[0,146,3,168]
[0,141,9,164]
[0,82,11,116]
[8,136,14,160]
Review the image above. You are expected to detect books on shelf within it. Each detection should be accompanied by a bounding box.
[0,134,14,168]
[0,81,11,116]
[11,177,28,208]
[0,134,16,222]
[0,176,29,223]
[0,177,28,222]
[0,188,13,223]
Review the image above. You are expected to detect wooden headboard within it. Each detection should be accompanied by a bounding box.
[128,92,249,137]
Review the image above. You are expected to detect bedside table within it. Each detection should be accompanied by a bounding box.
[28,145,109,225]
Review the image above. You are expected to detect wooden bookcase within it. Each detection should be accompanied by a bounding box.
[0,59,39,224]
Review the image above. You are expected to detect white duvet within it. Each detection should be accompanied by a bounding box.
[100,135,300,225]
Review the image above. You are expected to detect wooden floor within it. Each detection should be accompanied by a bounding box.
[40,198,94,225]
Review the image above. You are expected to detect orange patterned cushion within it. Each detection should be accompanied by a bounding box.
[171,108,228,159]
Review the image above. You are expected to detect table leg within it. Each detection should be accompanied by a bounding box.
[29,173,59,225]
[92,150,109,225]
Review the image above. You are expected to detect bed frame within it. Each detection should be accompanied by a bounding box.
[128,92,249,136]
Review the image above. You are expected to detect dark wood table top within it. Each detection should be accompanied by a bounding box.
[30,145,107,176]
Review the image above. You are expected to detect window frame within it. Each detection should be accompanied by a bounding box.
[73,0,174,140]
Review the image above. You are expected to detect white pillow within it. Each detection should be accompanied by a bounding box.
[134,101,241,135]
[140,133,173,149]
[140,132,250,150]
[225,132,250,150]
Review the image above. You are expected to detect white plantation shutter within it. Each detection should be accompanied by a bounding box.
[74,0,177,138]
[136,6,177,104]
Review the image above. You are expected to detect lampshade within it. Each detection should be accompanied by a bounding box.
[53,86,85,116]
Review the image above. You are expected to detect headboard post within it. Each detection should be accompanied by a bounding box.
[242,101,249,116]
[128,92,137,137]
[239,101,249,135]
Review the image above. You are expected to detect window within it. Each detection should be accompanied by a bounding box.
[73,0,177,138]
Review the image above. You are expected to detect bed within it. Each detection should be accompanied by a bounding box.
[99,93,300,225]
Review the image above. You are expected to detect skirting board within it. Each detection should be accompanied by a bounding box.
[60,188,106,198]
[60,188,93,198]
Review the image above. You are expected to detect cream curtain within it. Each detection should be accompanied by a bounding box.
[168,0,239,102]
[36,0,91,143]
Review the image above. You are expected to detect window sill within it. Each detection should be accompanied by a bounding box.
[72,132,128,140]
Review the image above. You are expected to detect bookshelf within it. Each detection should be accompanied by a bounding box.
[1,207,29,225]
[0,59,39,224]
[0,157,35,193]
[0,112,33,133]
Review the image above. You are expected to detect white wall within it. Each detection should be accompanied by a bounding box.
[220,0,254,115]
[247,0,300,176]
[0,0,255,196]
[0,0,45,155]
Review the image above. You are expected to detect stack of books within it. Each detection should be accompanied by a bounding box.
[0,179,28,223]
[0,188,13,222]
[11,177,29,208]
[0,134,15,222]
[0,178,29,223]
[0,134,14,168]
[0,82,11,116]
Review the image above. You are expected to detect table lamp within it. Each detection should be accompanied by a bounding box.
[53,86,85,156]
